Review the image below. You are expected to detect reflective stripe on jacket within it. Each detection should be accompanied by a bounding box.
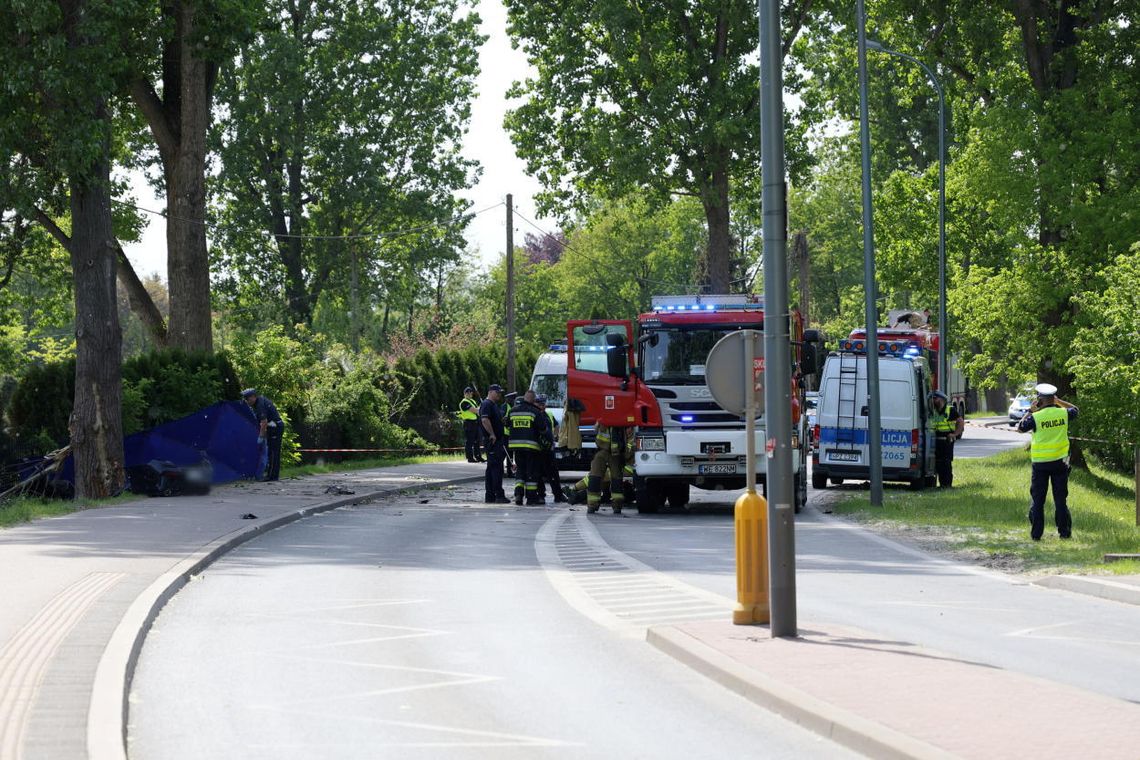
[458,397,478,421]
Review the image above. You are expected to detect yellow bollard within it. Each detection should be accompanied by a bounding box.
[733,489,770,625]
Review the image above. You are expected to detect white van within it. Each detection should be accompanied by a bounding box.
[811,349,937,489]
[529,346,596,469]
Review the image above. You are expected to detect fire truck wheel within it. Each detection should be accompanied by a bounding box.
[667,483,689,509]
[634,477,664,514]
[794,473,805,513]
[812,471,828,490]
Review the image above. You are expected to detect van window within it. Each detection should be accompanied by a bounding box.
[530,374,566,408]
[881,379,912,421]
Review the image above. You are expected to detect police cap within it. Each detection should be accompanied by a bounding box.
[488,383,503,392]
[464,386,475,393]
[1034,383,1058,396]
[241,388,257,398]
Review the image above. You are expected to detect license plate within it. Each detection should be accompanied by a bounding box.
[698,463,737,474]
[828,450,860,462]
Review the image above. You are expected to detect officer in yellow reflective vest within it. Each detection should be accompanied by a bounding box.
[457,387,483,463]
[931,390,964,488]
[1017,383,1079,541]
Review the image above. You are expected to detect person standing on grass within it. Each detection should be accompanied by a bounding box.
[931,390,964,488]
[1017,383,1078,541]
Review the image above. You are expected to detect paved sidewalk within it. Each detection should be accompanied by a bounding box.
[649,618,1140,760]
[0,461,482,760]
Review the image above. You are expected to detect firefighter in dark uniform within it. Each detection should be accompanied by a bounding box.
[587,424,632,514]
[506,390,548,505]
[931,390,964,488]
[534,395,566,503]
[1017,383,1078,541]
[457,387,483,462]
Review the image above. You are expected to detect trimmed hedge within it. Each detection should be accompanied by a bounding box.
[6,350,242,452]
[391,343,540,419]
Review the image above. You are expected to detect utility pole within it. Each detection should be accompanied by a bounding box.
[856,0,884,506]
[759,0,796,638]
[505,194,516,391]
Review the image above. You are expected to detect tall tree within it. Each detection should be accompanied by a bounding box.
[0,0,150,497]
[127,0,256,351]
[503,0,814,293]
[210,0,483,330]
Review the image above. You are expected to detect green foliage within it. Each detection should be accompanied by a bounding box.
[7,350,241,449]
[1070,249,1140,468]
[224,324,323,422]
[210,0,484,330]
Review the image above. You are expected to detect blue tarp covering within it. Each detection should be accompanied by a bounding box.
[59,401,261,485]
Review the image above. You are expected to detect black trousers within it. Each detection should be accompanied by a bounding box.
[265,428,283,481]
[463,420,481,461]
[536,450,564,500]
[511,448,541,503]
[934,436,955,488]
[485,439,506,500]
[1029,458,1072,539]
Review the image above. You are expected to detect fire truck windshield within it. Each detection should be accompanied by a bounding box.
[640,326,750,385]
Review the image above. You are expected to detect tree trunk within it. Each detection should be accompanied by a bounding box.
[69,154,125,499]
[700,167,732,293]
[130,0,215,352]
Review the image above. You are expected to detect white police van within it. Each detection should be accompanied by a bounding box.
[811,340,937,490]
[529,345,596,470]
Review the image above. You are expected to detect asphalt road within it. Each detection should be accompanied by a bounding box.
[128,487,856,760]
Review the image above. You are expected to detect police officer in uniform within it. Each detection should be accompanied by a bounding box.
[242,388,284,481]
[457,387,483,462]
[534,395,566,503]
[506,390,548,504]
[931,390,964,488]
[1017,383,1079,541]
[479,384,510,504]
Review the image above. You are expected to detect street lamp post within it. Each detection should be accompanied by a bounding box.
[866,39,948,393]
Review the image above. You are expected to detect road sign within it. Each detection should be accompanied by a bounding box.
[706,330,765,416]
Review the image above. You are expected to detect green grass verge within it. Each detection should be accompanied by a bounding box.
[830,448,1140,574]
[0,493,137,529]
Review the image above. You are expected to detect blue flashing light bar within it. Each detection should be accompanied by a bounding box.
[548,343,568,352]
[651,294,764,313]
[680,415,695,423]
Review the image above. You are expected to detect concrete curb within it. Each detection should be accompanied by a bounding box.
[87,474,482,760]
[646,626,955,760]
[1032,574,1140,607]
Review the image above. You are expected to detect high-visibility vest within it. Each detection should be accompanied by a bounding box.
[932,408,955,434]
[458,397,478,421]
[1030,406,1070,462]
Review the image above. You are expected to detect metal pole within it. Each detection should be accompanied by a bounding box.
[856,0,883,506]
[758,0,796,637]
[505,194,516,391]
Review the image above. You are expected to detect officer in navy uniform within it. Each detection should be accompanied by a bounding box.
[1017,383,1079,540]
[242,388,284,481]
[479,384,510,504]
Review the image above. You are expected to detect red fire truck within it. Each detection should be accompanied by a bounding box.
[565,294,821,513]
[845,309,966,412]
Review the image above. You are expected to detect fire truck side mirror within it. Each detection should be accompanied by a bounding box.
[606,333,628,379]
[801,329,823,376]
